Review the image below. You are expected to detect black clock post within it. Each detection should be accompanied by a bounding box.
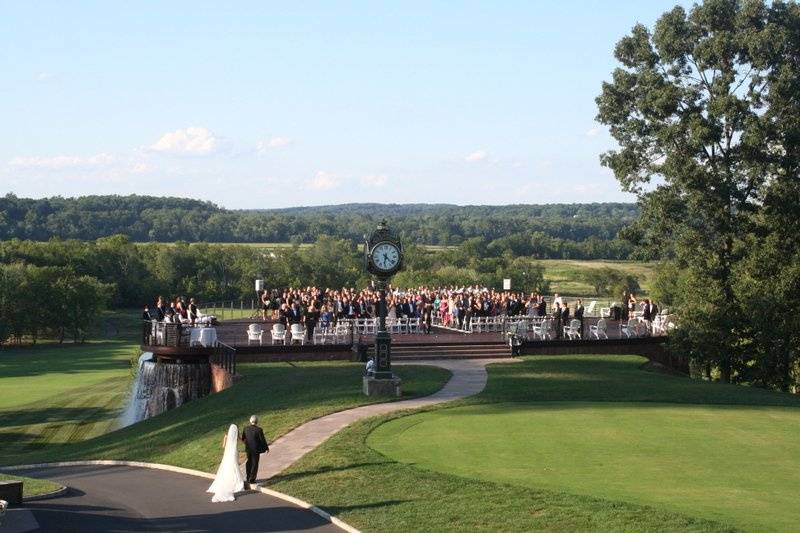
[363,220,403,396]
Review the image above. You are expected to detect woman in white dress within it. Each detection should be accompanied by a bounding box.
[207,424,245,502]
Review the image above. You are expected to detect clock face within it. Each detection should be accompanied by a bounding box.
[372,242,400,271]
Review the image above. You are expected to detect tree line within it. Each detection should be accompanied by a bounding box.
[0,234,562,345]
[0,194,636,259]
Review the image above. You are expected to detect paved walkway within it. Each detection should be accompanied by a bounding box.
[14,464,339,532]
[257,358,518,480]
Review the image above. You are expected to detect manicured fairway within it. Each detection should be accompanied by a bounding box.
[0,343,134,465]
[369,402,800,532]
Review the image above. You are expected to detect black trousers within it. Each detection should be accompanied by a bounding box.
[245,451,260,482]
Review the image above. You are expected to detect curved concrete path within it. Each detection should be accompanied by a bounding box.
[258,358,518,480]
[13,463,340,532]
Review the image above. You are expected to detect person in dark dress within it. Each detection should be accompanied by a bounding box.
[241,415,268,485]
[305,304,320,341]
[574,299,585,339]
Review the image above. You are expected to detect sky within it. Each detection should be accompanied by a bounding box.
[0,1,690,209]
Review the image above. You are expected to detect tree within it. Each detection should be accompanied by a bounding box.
[582,267,640,297]
[597,0,800,384]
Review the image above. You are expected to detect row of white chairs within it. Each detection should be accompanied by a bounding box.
[247,322,354,346]
[345,317,423,335]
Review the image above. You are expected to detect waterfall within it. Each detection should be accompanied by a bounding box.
[119,352,211,428]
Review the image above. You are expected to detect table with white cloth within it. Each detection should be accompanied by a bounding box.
[189,327,218,347]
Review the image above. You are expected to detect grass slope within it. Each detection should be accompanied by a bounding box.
[2,361,450,472]
[271,355,800,532]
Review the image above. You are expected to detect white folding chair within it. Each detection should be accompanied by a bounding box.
[564,319,582,340]
[620,318,639,338]
[533,319,552,340]
[247,323,264,346]
[271,323,286,344]
[289,323,305,345]
[590,319,609,339]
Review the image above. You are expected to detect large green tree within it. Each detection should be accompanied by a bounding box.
[597,0,800,385]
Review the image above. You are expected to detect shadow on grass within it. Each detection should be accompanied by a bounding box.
[322,499,411,514]
[0,342,133,378]
[266,461,391,484]
[476,355,800,407]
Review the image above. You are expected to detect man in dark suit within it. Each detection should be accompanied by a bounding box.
[552,302,562,339]
[574,299,585,339]
[242,415,268,486]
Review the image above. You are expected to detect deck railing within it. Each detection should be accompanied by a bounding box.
[211,342,237,375]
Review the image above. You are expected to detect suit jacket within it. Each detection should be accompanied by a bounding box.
[574,305,584,320]
[242,425,268,454]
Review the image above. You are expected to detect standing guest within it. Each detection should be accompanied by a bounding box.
[278,302,289,326]
[188,298,199,325]
[155,296,168,321]
[628,293,638,320]
[260,290,270,321]
[622,289,630,321]
[574,299,585,339]
[142,305,152,321]
[288,302,303,324]
[439,297,449,327]
[552,302,562,339]
[304,304,320,341]
[423,297,433,334]
[175,298,186,320]
[320,304,333,328]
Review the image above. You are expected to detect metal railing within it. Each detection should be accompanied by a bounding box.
[142,321,188,347]
[212,342,237,375]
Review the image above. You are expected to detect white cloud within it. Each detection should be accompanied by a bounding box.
[36,72,53,82]
[360,174,388,187]
[586,127,600,137]
[256,137,292,154]
[150,127,217,155]
[306,171,341,191]
[9,153,114,170]
[465,149,488,162]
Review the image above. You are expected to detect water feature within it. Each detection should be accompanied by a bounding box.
[119,352,211,427]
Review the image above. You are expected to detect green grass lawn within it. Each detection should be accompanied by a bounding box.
[0,342,135,465]
[539,259,656,296]
[0,473,63,498]
[270,355,800,532]
[2,360,450,472]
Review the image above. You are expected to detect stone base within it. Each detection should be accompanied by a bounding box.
[363,375,402,397]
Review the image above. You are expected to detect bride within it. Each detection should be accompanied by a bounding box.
[207,424,245,502]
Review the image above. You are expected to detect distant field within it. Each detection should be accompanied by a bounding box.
[539,259,656,296]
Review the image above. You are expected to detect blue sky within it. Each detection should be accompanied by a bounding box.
[0,1,688,208]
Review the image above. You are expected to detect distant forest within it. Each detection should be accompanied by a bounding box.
[0,194,638,259]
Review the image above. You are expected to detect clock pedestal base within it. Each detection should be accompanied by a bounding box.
[363,374,402,397]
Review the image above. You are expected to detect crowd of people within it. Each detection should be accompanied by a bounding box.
[254,285,600,336]
[143,296,206,325]
[143,286,663,340]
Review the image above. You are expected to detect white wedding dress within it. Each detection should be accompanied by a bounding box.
[207,424,245,502]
